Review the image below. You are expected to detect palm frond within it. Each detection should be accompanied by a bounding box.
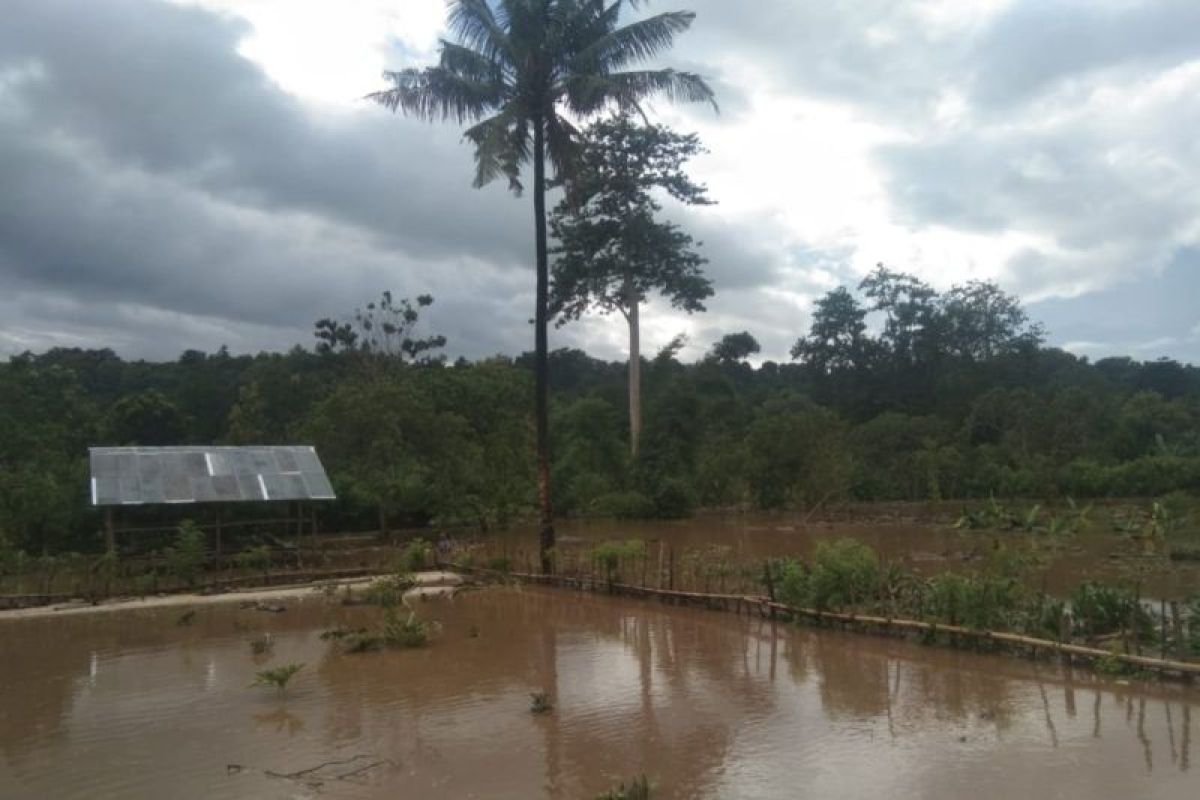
[574,12,696,71]
[544,113,582,181]
[368,67,502,123]
[439,41,510,84]
[464,111,529,191]
[563,68,717,116]
[447,0,512,63]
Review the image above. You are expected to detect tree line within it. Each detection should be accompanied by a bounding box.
[2,2,1197,564]
[0,279,1197,557]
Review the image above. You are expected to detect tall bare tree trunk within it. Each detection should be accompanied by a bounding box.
[626,280,642,458]
[534,118,555,575]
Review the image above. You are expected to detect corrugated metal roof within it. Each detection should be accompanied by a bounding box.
[88,446,336,506]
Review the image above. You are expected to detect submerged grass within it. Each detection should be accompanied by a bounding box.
[596,776,651,800]
[529,692,553,714]
[341,609,435,654]
[253,663,303,695]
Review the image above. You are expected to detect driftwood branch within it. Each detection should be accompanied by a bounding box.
[228,753,394,788]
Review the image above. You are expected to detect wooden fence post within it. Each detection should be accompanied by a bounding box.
[104,508,116,554]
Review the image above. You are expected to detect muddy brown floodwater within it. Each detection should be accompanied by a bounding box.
[479,513,1200,599]
[1,588,1198,800]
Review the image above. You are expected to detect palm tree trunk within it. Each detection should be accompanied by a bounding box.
[533,117,555,575]
[626,279,642,457]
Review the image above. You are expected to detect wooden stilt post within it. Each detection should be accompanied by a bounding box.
[104,508,116,554]
[214,508,223,571]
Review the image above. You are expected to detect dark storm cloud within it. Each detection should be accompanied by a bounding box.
[1,0,1198,363]
[0,0,548,359]
[0,0,779,360]
[0,0,531,263]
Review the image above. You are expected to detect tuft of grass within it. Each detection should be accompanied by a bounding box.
[363,574,415,608]
[593,540,647,586]
[1094,650,1145,679]
[529,692,553,714]
[399,538,433,572]
[319,626,367,641]
[339,611,433,654]
[596,776,651,800]
[253,663,303,695]
[342,633,385,653]
[382,609,430,648]
[176,609,197,626]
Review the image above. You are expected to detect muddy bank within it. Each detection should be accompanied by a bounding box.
[0,577,377,621]
[0,572,464,622]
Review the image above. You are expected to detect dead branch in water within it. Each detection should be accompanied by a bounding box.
[227,753,394,787]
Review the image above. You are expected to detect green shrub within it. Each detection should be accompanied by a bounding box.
[560,471,615,515]
[592,491,655,519]
[808,539,879,610]
[399,537,432,572]
[253,663,303,694]
[926,573,1025,630]
[234,544,271,577]
[651,477,696,519]
[364,574,415,607]
[0,530,21,576]
[382,609,430,648]
[165,520,206,587]
[593,540,646,584]
[1112,456,1200,497]
[772,558,810,607]
[1058,459,1111,498]
[1071,582,1139,638]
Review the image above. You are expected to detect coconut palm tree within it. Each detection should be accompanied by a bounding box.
[368,0,715,574]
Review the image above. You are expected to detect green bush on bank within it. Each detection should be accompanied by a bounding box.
[765,538,1197,654]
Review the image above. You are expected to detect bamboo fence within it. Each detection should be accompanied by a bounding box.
[451,565,1200,681]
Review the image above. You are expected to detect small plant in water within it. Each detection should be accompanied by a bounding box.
[342,633,386,653]
[1094,649,1144,679]
[176,609,197,626]
[529,692,553,714]
[319,626,367,641]
[363,574,415,607]
[383,609,431,648]
[596,776,651,800]
[253,663,304,695]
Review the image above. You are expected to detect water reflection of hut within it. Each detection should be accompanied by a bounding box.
[87,445,336,561]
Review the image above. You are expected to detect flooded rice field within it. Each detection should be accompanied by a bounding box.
[2,586,1197,799]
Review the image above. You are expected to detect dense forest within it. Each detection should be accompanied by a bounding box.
[1,271,1198,557]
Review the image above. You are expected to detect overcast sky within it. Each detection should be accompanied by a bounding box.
[2,0,1198,364]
